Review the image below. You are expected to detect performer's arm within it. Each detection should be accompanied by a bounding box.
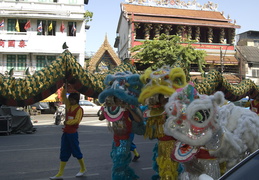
[61,86,70,107]
[99,106,105,121]
[126,106,142,122]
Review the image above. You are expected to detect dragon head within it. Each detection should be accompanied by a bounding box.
[164,84,225,146]
[98,71,143,106]
[138,66,187,116]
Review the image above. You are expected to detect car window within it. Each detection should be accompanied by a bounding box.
[219,150,259,180]
[79,101,93,106]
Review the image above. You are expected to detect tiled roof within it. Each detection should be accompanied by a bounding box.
[122,3,240,28]
[236,46,259,63]
[205,55,238,65]
[88,35,121,72]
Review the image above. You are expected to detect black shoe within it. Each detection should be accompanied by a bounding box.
[132,155,140,162]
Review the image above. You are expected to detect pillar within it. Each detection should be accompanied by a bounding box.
[208,27,213,43]
[195,26,200,42]
[133,23,140,39]
[230,28,235,44]
[187,26,192,40]
[144,24,152,40]
[154,24,163,38]
[220,28,225,44]
[164,24,172,36]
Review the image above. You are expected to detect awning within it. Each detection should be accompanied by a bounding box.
[205,55,238,65]
[40,93,59,102]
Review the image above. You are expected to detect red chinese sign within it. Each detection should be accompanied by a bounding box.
[0,40,27,48]
[8,40,15,47]
[18,40,26,48]
[0,40,4,47]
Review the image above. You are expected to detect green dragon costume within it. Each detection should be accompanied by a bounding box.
[0,50,136,106]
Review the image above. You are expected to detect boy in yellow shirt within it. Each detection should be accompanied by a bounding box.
[50,87,86,180]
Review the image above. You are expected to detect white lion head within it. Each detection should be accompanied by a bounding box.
[164,84,225,146]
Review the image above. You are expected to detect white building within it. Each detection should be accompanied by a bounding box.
[0,0,89,78]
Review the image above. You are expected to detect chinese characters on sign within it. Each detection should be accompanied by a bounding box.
[0,39,27,48]
[18,40,26,48]
[0,40,4,47]
[8,40,15,47]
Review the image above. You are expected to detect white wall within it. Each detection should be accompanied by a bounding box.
[117,15,130,61]
[0,0,86,75]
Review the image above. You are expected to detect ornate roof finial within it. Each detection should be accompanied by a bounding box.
[104,33,108,47]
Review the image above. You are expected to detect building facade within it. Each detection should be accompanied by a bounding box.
[0,0,89,78]
[236,31,259,85]
[114,0,241,82]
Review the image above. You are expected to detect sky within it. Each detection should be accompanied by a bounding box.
[85,0,259,55]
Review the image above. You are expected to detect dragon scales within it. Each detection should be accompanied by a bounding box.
[0,50,137,106]
[1,50,259,107]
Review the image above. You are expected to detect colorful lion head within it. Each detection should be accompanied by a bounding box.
[138,66,187,116]
[164,84,225,146]
[98,71,143,106]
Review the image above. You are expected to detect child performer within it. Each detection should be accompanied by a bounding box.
[50,87,86,180]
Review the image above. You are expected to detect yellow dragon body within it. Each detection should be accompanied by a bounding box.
[0,50,136,106]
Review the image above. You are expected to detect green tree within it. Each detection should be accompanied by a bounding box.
[84,10,93,23]
[130,34,207,79]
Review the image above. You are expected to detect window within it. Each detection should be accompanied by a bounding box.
[68,22,77,36]
[36,56,45,70]
[17,55,26,70]
[7,55,16,70]
[36,55,56,70]
[47,56,56,64]
[252,69,259,77]
[7,55,27,70]
[7,19,27,32]
[37,20,56,36]
[254,40,259,47]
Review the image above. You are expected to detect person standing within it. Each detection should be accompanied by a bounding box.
[245,95,259,115]
[50,87,86,180]
[99,96,143,180]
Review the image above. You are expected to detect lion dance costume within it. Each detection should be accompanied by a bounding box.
[138,66,187,180]
[98,71,145,180]
[163,83,259,179]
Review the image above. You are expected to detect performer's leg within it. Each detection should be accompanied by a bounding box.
[76,158,87,177]
[111,139,139,180]
[50,133,70,180]
[49,161,67,180]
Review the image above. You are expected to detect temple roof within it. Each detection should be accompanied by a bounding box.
[88,35,121,72]
[121,3,240,28]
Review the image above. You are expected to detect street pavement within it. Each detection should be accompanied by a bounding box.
[0,114,157,180]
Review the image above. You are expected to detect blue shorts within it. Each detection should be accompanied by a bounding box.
[60,132,83,161]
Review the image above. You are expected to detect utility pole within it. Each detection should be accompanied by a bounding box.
[220,47,223,73]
